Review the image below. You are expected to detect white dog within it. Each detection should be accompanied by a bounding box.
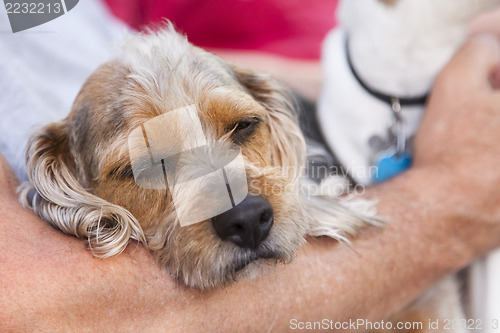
[318,0,500,330]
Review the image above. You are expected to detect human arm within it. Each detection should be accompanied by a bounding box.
[1,34,500,332]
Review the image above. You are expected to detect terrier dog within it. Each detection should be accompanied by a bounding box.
[19,25,378,289]
[318,0,500,331]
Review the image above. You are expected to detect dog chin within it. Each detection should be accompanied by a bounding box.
[229,249,293,283]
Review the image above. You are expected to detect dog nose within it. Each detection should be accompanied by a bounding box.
[212,195,273,249]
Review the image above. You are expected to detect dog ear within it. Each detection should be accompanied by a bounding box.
[231,65,306,179]
[18,121,145,258]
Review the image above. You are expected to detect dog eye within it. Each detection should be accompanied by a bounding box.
[230,117,261,144]
[234,122,252,131]
[108,165,134,180]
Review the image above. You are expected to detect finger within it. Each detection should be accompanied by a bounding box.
[442,34,500,89]
[492,64,500,89]
[469,6,500,36]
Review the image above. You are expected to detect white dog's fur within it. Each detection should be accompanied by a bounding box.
[319,0,500,330]
[319,0,500,185]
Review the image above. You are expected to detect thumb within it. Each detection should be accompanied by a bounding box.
[442,34,500,89]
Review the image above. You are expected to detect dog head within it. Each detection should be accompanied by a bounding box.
[20,25,308,288]
[340,0,500,28]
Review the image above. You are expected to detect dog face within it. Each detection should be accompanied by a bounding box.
[21,26,308,288]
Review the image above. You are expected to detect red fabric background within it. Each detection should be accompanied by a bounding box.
[103,0,339,60]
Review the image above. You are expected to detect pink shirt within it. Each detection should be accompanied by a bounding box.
[103,0,339,60]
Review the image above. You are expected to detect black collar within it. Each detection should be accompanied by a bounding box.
[345,38,429,108]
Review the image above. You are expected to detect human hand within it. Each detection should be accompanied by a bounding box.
[470,6,500,37]
[413,34,500,254]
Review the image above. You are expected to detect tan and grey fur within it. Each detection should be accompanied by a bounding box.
[19,25,379,289]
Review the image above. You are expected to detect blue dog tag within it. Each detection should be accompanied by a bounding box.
[372,149,412,183]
